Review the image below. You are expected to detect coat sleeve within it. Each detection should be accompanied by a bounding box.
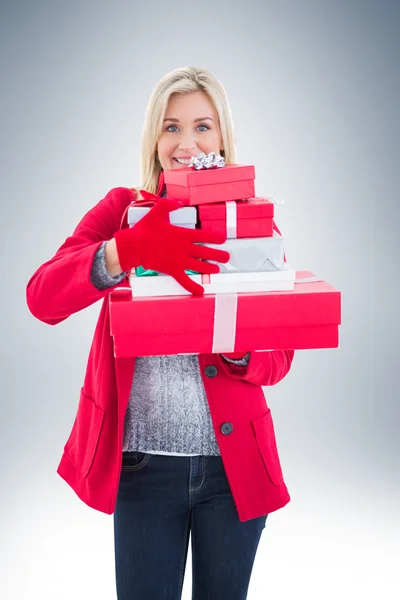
[90,240,127,290]
[26,187,135,325]
[216,350,295,387]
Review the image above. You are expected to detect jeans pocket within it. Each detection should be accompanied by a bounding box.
[121,451,150,472]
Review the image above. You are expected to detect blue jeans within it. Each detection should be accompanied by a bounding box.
[114,451,268,600]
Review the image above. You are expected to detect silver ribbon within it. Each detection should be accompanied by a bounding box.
[190,151,226,170]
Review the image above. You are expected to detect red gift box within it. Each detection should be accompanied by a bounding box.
[164,164,255,206]
[198,197,274,238]
[109,271,341,357]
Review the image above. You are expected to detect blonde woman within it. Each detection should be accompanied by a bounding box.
[26,67,294,599]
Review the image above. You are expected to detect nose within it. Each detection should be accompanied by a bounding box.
[178,132,196,152]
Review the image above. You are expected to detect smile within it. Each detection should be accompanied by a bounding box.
[173,158,193,165]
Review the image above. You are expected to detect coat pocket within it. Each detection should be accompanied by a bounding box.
[64,388,105,478]
[251,409,284,486]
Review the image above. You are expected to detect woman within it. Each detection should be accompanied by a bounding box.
[26,67,294,599]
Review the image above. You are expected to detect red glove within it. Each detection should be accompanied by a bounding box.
[114,197,230,295]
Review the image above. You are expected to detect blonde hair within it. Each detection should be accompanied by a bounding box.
[131,67,237,197]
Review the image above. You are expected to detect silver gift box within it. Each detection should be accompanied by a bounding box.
[128,205,196,228]
[204,231,285,272]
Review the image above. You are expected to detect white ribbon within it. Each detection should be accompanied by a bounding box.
[212,293,238,353]
[225,201,237,238]
[210,275,323,354]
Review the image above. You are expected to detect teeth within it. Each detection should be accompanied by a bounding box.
[175,158,192,165]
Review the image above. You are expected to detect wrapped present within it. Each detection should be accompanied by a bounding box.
[109,271,341,356]
[129,266,295,297]
[128,205,196,228]
[203,231,285,273]
[133,231,285,278]
[164,164,255,206]
[198,197,274,238]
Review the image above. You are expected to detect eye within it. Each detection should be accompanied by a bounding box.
[165,124,210,133]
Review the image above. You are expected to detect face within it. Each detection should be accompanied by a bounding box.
[156,90,224,170]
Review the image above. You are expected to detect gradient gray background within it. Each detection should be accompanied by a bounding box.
[1,0,399,598]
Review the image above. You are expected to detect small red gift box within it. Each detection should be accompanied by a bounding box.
[163,164,255,206]
[198,197,274,238]
[109,271,341,357]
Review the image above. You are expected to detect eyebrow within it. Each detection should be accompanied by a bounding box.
[163,117,214,123]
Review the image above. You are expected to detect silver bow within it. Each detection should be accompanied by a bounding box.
[189,151,226,170]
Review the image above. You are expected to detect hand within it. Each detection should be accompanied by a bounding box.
[114,197,230,295]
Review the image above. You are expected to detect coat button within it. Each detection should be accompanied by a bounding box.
[220,422,233,435]
[205,365,218,378]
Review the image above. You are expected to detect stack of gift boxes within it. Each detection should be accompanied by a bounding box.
[129,162,294,297]
[109,156,341,357]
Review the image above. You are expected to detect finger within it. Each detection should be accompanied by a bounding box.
[189,228,227,245]
[190,244,230,263]
[173,270,204,295]
[150,197,184,216]
[170,223,199,237]
[185,257,220,274]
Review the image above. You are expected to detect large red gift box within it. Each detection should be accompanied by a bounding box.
[163,164,255,206]
[109,271,341,357]
[198,197,274,238]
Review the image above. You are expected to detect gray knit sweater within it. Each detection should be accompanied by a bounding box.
[90,216,249,457]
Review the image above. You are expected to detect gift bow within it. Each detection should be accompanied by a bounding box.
[190,151,225,170]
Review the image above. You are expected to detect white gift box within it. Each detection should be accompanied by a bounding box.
[204,231,286,273]
[129,265,295,297]
[128,205,197,229]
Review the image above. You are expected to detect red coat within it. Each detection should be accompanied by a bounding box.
[26,186,295,522]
